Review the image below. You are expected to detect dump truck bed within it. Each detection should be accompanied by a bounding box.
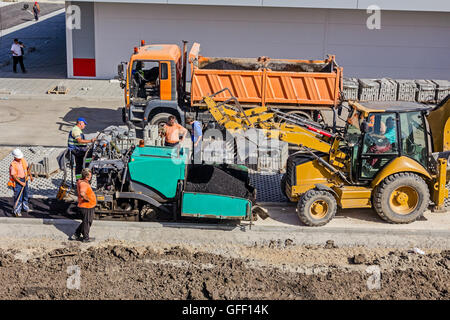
[189,43,342,108]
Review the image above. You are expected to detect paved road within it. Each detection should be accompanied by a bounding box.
[0,1,64,31]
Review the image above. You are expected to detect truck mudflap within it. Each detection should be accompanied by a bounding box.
[181,192,252,220]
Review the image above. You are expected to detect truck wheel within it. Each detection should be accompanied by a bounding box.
[373,173,430,224]
[297,189,337,226]
[139,204,158,221]
[150,113,173,129]
[280,174,288,199]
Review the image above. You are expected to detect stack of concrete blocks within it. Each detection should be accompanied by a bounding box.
[202,137,235,165]
[396,80,417,101]
[143,125,163,146]
[30,147,62,178]
[235,129,288,173]
[377,78,398,101]
[358,79,380,101]
[257,142,289,173]
[415,80,436,103]
[432,80,450,102]
[342,78,359,101]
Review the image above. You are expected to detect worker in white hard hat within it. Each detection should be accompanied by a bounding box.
[8,148,33,216]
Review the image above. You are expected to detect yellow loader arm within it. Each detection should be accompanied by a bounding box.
[203,89,341,156]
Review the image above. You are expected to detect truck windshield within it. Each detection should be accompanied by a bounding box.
[131,61,160,99]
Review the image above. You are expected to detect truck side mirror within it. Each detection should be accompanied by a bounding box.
[118,64,124,81]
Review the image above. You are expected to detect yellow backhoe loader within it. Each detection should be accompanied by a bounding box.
[204,89,450,226]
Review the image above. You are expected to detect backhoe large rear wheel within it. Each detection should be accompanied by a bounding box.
[373,173,429,224]
[297,189,337,226]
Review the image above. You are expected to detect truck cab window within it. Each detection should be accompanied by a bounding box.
[131,61,160,99]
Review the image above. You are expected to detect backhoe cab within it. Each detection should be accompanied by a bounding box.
[205,90,450,226]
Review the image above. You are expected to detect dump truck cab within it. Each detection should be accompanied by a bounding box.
[119,43,185,133]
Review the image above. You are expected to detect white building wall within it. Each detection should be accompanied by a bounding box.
[91,3,450,80]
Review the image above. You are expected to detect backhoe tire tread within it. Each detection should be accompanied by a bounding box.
[297,189,337,227]
[373,172,429,224]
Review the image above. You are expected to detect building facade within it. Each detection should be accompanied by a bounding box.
[65,0,450,80]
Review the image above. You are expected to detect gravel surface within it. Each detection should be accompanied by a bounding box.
[0,239,448,299]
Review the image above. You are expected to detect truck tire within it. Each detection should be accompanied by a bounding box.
[373,173,430,224]
[297,189,337,226]
[280,173,288,199]
[150,112,173,129]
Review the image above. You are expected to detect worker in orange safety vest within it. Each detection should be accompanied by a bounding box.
[8,148,33,216]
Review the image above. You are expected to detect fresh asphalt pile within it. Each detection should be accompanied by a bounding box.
[185,165,253,200]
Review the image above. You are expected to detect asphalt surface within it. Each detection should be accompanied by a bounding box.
[0,1,64,31]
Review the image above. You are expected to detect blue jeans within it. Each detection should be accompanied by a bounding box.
[13,179,29,214]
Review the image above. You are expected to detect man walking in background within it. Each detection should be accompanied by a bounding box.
[11,39,26,73]
[33,2,40,21]
[69,168,96,242]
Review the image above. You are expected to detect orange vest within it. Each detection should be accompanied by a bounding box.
[8,159,28,188]
[77,179,97,209]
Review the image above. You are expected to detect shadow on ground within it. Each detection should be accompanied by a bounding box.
[59,107,123,135]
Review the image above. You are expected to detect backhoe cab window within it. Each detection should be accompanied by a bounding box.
[131,61,160,99]
[362,113,398,154]
[399,112,427,168]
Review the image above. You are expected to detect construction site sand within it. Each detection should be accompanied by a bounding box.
[0,238,448,299]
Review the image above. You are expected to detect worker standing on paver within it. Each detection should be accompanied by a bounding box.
[161,115,187,147]
[67,118,96,180]
[186,116,203,164]
[69,168,96,242]
[8,149,33,216]
[33,2,40,21]
[11,39,26,74]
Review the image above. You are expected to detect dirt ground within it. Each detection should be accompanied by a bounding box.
[0,239,448,300]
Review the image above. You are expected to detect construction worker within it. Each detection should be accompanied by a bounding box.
[385,117,397,144]
[161,115,187,147]
[186,116,203,164]
[67,118,96,180]
[69,168,96,242]
[8,149,33,216]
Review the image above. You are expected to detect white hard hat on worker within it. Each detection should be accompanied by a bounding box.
[12,148,24,159]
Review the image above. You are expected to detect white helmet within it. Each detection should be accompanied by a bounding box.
[12,148,24,159]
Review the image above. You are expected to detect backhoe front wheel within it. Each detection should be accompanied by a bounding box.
[297,189,337,226]
[373,173,430,224]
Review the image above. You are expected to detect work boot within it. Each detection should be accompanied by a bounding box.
[81,237,95,243]
[68,234,82,241]
[14,212,22,217]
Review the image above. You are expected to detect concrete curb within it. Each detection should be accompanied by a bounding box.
[1,216,450,238]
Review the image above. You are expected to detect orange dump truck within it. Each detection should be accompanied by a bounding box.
[118,41,343,131]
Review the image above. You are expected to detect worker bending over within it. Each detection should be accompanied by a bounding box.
[8,149,33,216]
[161,115,187,147]
[67,118,96,180]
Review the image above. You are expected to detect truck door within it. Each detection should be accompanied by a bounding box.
[359,112,400,179]
[159,61,172,101]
